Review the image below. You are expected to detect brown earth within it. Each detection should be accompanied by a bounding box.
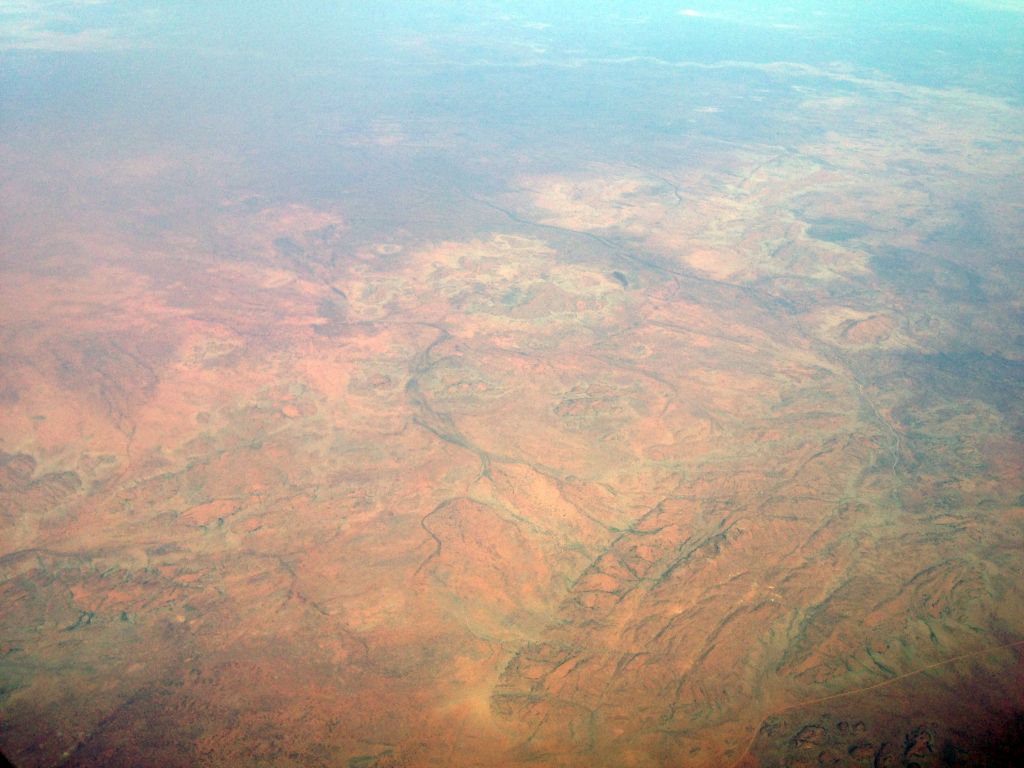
[2,49,1024,768]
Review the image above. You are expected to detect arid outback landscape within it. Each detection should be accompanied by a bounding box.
[2,3,1024,767]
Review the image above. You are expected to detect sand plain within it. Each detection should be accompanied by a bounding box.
[2,29,1024,768]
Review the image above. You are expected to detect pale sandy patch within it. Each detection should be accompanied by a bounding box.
[521,172,663,231]
[685,248,744,279]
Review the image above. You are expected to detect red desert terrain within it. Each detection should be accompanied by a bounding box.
[1,4,1023,767]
